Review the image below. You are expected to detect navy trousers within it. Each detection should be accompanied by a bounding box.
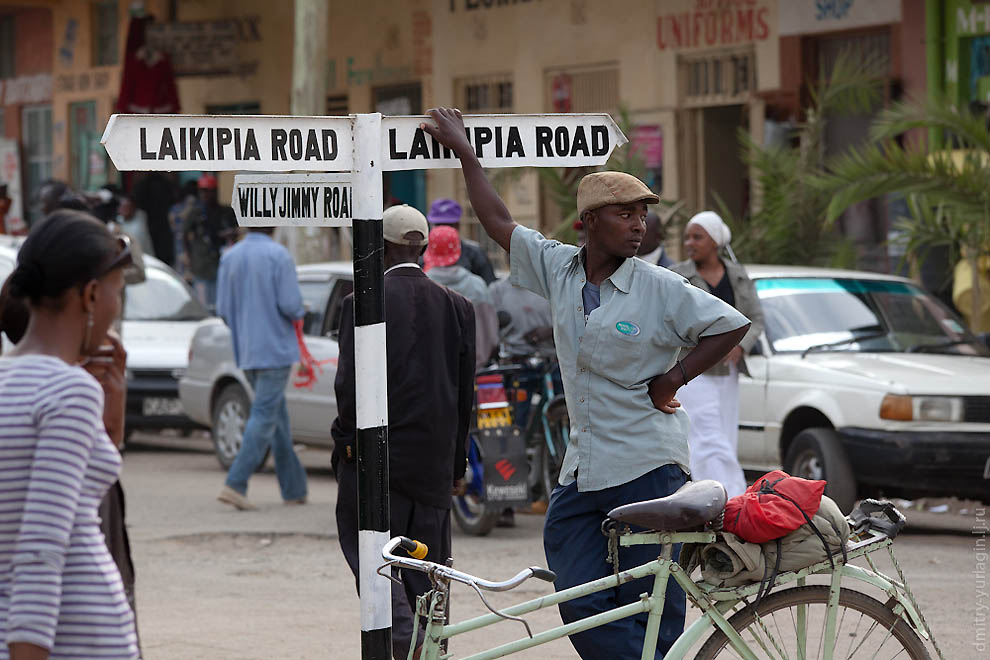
[544,464,688,659]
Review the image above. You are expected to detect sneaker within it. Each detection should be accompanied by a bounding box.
[217,486,257,511]
[284,497,307,505]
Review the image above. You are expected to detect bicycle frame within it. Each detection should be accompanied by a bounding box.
[406,527,929,660]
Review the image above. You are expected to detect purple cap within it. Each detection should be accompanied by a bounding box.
[428,198,462,224]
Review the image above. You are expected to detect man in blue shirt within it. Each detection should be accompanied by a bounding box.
[423,108,751,659]
[215,227,308,510]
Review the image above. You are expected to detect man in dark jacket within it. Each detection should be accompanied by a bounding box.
[332,204,476,660]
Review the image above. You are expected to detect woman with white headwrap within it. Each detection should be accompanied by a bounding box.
[671,212,764,497]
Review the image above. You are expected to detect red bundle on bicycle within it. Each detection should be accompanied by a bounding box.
[722,470,826,543]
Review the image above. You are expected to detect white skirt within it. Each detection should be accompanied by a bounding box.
[677,364,747,498]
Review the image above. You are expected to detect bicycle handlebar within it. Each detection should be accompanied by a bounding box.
[382,537,556,591]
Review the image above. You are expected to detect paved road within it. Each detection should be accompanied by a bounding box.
[124,432,985,659]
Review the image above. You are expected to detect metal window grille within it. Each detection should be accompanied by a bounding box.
[543,64,619,113]
[818,30,891,81]
[455,74,514,113]
[680,48,756,107]
[206,102,261,115]
[22,104,53,223]
[326,94,348,115]
[91,1,119,67]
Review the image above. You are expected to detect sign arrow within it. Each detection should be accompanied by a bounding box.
[382,113,627,171]
[101,114,355,172]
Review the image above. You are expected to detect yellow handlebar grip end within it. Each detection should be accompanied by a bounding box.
[410,541,429,560]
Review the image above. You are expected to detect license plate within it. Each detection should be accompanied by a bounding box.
[477,408,512,429]
[142,397,184,416]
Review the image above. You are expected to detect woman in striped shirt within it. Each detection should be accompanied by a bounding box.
[0,210,139,660]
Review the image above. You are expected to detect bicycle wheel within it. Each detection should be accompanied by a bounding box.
[540,400,569,500]
[695,585,930,659]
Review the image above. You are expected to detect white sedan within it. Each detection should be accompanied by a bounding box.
[178,262,353,468]
[738,265,990,512]
[0,235,208,437]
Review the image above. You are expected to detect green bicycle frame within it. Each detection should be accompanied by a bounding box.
[409,529,924,660]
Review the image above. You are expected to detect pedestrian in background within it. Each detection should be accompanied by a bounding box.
[332,204,475,660]
[116,194,155,259]
[215,225,308,511]
[0,210,139,659]
[671,211,765,498]
[427,197,497,283]
[425,224,499,367]
[168,180,199,279]
[184,174,236,308]
[637,211,674,267]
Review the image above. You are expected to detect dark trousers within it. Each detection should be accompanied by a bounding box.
[543,464,688,659]
[335,461,452,660]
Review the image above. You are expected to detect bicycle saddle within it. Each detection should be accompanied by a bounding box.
[606,480,727,531]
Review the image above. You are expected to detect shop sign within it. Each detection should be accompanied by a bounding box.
[657,0,771,51]
[0,74,53,106]
[779,0,901,36]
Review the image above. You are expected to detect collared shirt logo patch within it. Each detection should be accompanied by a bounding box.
[615,321,640,336]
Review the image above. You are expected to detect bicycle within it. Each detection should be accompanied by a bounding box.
[382,480,945,659]
[452,358,569,536]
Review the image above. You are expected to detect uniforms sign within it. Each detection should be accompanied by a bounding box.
[232,173,352,227]
[381,114,627,171]
[101,114,354,172]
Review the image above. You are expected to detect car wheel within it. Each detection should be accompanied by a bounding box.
[784,428,857,514]
[211,383,269,472]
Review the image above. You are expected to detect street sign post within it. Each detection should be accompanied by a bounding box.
[102,111,628,660]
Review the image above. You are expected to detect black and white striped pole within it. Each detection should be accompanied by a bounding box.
[351,112,392,659]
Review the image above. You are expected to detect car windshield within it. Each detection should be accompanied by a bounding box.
[125,265,209,322]
[756,277,989,356]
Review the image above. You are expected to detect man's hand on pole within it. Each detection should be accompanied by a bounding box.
[421,108,517,252]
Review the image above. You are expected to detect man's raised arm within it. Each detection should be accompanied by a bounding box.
[421,108,516,252]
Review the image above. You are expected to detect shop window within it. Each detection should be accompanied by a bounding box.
[21,104,52,223]
[456,74,513,113]
[91,1,119,67]
[680,48,756,107]
[0,15,14,79]
[326,94,348,115]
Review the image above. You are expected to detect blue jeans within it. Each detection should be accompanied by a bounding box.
[225,367,308,501]
[544,464,688,659]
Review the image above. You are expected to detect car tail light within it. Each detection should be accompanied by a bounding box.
[476,374,510,410]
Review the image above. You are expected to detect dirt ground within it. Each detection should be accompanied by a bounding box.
[126,434,985,659]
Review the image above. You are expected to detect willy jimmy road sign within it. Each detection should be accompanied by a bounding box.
[101,111,629,660]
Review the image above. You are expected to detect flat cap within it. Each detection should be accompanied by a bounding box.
[577,172,659,216]
[383,204,429,246]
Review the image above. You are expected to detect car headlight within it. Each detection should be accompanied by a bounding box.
[879,394,964,422]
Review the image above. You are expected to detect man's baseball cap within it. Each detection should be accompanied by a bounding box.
[427,198,462,224]
[576,172,659,216]
[424,225,461,269]
[198,173,218,189]
[383,204,429,246]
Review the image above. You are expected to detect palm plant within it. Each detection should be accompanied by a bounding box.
[717,51,885,268]
[815,101,990,330]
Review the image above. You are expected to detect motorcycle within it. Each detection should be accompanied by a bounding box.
[451,358,569,536]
